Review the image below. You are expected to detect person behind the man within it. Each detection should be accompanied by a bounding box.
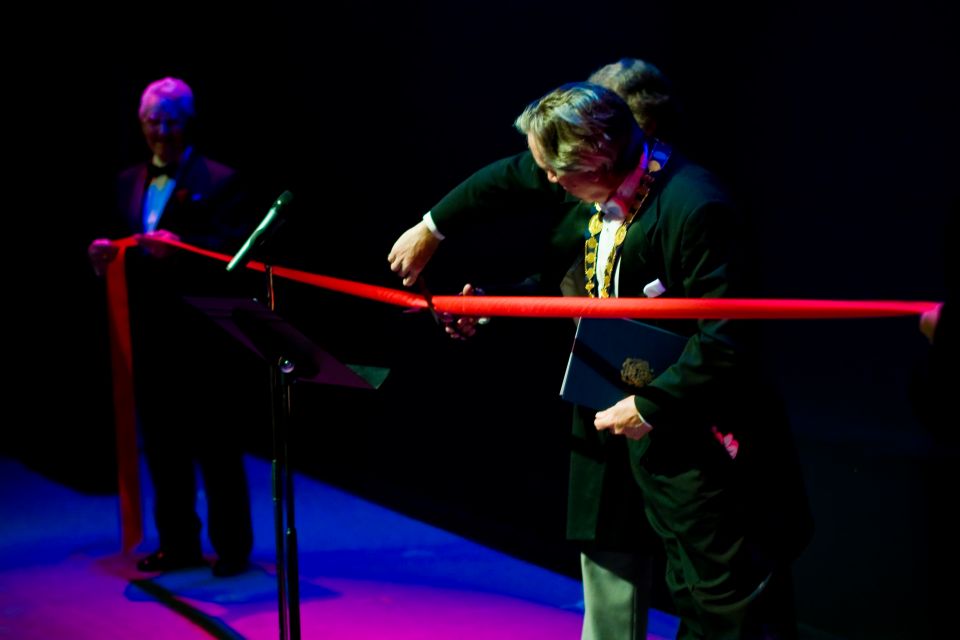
[88,77,258,578]
[388,58,677,290]
[388,58,683,639]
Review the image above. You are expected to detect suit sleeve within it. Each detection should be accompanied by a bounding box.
[429,151,571,237]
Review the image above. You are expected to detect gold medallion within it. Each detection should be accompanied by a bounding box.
[582,141,671,298]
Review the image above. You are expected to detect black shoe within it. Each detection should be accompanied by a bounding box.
[211,557,250,578]
[136,549,206,573]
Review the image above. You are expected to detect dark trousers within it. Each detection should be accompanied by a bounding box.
[134,297,255,562]
[635,426,800,640]
[141,421,253,561]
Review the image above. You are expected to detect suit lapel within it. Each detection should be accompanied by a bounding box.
[616,147,676,295]
[617,191,662,295]
[127,166,148,232]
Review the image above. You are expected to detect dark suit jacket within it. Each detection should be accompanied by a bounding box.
[428,149,812,562]
[111,152,249,252]
[108,151,253,306]
[106,151,260,429]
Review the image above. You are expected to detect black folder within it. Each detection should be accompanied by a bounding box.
[560,318,688,410]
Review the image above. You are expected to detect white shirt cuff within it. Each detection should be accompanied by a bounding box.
[636,409,654,431]
[422,212,445,241]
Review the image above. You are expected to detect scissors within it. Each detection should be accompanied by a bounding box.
[416,277,443,325]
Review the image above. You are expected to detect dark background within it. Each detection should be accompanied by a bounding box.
[8,2,957,638]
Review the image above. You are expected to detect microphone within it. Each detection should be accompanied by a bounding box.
[227,190,293,272]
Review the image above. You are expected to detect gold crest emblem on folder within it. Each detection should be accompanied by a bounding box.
[621,358,655,388]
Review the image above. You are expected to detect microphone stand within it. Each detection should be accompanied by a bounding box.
[220,189,386,639]
[228,191,301,640]
[264,263,301,640]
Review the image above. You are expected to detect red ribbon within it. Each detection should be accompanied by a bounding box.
[102,235,940,549]
[156,236,939,318]
[103,238,140,553]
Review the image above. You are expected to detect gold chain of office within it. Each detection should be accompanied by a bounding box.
[584,142,671,298]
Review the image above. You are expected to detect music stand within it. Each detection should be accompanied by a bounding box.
[185,295,384,640]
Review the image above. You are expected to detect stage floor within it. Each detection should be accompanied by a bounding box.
[0,455,680,639]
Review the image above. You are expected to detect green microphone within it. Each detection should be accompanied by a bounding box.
[227,190,293,272]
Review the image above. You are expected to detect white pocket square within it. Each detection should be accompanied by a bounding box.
[643,278,666,298]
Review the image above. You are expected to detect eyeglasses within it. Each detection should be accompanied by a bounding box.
[141,117,187,131]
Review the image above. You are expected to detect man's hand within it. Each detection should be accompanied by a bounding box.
[920,302,943,344]
[388,220,441,287]
[442,283,485,340]
[134,229,180,259]
[595,396,653,441]
[88,238,119,277]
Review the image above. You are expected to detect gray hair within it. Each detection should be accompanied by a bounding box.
[514,82,638,175]
[139,77,195,121]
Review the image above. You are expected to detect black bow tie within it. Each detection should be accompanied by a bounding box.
[147,163,176,179]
